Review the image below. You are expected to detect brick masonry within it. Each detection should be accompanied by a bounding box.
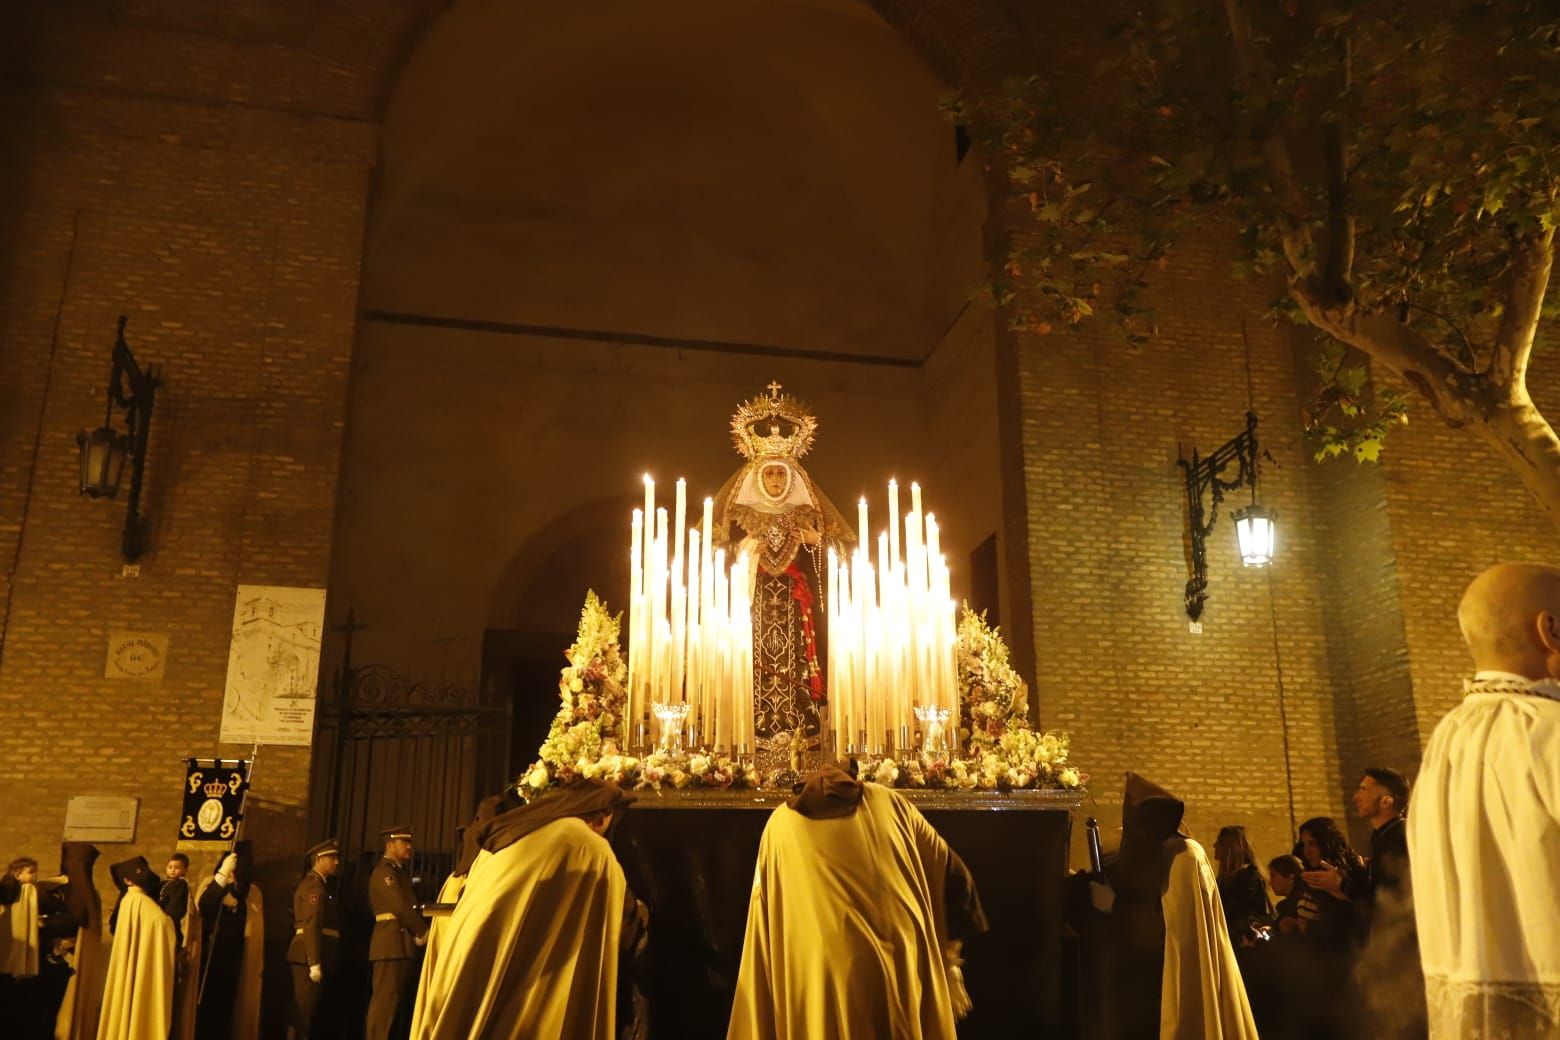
[0,2,1554,1035]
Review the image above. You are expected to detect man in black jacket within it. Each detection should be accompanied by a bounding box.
[1306,767,1424,1039]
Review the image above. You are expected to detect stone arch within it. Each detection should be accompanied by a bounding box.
[486,496,638,635]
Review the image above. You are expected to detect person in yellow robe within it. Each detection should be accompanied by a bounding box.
[96,856,175,1040]
[1086,773,1259,1040]
[410,779,644,1040]
[727,766,988,1040]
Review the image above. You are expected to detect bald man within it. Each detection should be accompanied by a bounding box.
[1409,563,1560,1039]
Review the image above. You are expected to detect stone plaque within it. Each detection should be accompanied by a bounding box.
[63,796,140,843]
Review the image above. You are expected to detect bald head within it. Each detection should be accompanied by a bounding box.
[1458,563,1560,678]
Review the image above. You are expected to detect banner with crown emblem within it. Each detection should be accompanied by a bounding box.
[176,758,252,851]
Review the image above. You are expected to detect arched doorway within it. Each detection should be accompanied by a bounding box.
[320,0,995,872]
[484,496,636,773]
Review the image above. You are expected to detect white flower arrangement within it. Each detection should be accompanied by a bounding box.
[520,598,1083,795]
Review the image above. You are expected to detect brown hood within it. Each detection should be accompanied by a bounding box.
[476,779,635,856]
[787,765,864,819]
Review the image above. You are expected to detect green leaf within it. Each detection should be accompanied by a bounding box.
[1354,439,1384,463]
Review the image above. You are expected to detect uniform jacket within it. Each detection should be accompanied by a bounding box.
[368,858,426,961]
[286,871,340,971]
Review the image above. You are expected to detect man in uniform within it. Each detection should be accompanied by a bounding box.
[287,839,340,1039]
[366,825,426,1040]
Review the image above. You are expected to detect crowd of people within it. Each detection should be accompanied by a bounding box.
[3,560,1558,1039]
[1205,772,1421,1040]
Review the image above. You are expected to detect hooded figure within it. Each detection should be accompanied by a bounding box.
[54,842,105,1040]
[192,840,263,1040]
[1090,773,1259,1040]
[96,857,175,1040]
[727,767,988,1040]
[410,779,643,1039]
[430,789,525,936]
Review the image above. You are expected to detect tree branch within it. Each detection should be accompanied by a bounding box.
[1322,120,1355,304]
[1221,0,1316,279]
[1491,229,1555,398]
[1288,275,1487,427]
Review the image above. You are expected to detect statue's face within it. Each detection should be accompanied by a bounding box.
[760,463,790,499]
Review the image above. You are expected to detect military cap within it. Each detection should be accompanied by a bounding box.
[305,838,340,863]
[378,825,414,843]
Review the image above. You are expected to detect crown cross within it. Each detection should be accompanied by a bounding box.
[731,383,819,461]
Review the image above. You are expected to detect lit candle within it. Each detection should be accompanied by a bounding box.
[629,508,644,738]
[857,496,869,551]
[714,548,728,750]
[674,478,687,572]
[910,481,922,518]
[888,479,900,570]
[687,528,701,724]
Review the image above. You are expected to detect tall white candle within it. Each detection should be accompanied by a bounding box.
[687,529,701,723]
[888,479,900,570]
[629,509,644,740]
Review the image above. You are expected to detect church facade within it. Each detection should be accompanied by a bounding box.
[0,3,1554,1031]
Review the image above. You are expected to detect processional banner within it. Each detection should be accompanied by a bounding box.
[176,757,251,851]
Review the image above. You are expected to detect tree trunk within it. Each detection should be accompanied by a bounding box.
[1476,397,1560,527]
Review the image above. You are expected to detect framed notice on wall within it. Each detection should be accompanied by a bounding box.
[218,585,326,746]
[63,796,140,843]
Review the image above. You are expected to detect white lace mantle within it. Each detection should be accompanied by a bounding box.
[1426,975,1560,1039]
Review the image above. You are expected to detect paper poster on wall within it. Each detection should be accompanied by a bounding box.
[218,584,327,747]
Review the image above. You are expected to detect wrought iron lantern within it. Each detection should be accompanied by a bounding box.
[1232,504,1276,567]
[1177,412,1274,621]
[76,316,159,561]
[77,424,129,499]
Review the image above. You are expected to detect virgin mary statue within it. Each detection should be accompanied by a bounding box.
[712,384,855,770]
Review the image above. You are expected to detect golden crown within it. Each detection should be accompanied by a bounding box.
[203,780,229,798]
[730,382,818,461]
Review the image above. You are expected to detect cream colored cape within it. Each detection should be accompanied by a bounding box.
[55,920,105,1040]
[418,872,466,992]
[727,784,960,1040]
[1160,838,1259,1040]
[95,887,175,1040]
[189,879,263,1040]
[169,890,202,1040]
[1410,685,1560,1038]
[1,879,41,976]
[411,817,626,1039]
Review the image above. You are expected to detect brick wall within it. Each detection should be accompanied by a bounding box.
[0,6,1553,1030]
[0,2,424,1032]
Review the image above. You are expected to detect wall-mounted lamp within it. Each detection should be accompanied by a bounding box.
[1178,412,1273,621]
[77,316,159,562]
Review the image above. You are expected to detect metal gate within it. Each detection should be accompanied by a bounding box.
[308,616,512,894]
